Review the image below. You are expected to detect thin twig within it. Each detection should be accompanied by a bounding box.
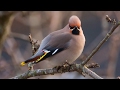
[83,66,103,79]
[82,16,120,65]
[86,63,100,68]
[28,34,39,55]
[106,15,116,25]
[27,34,40,70]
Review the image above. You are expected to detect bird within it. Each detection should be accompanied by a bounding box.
[20,15,86,69]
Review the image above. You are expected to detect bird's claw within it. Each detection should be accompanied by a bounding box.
[62,60,72,72]
[63,60,70,66]
[53,60,72,73]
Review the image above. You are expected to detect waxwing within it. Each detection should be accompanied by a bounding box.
[21,15,86,68]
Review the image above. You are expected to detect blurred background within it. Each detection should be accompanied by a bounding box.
[0,11,120,79]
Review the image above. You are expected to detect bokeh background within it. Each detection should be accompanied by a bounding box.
[0,11,120,79]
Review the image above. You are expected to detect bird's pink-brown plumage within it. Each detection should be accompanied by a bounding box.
[21,15,86,68]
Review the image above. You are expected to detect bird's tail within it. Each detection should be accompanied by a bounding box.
[20,56,39,66]
[20,61,26,66]
[20,54,45,66]
[20,59,31,66]
[20,52,48,66]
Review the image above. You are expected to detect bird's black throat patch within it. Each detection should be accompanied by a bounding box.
[72,28,80,35]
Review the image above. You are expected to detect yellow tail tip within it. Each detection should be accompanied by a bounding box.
[20,62,26,66]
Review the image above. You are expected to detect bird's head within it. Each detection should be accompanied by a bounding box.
[69,15,81,35]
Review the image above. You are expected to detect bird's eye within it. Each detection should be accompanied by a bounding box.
[69,26,74,29]
[69,26,80,29]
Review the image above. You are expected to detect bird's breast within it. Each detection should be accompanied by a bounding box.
[46,35,85,68]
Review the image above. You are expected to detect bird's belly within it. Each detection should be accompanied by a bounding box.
[46,47,83,68]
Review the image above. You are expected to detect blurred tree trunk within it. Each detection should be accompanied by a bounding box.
[0,11,16,57]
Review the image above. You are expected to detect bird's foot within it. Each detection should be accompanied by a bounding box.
[53,60,72,73]
[62,60,72,72]
[53,65,67,73]
[63,60,70,66]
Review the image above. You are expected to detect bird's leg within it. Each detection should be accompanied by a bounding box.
[56,60,71,72]
[28,62,36,71]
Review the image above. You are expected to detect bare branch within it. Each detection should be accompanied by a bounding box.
[106,15,116,25]
[86,63,100,68]
[28,34,39,55]
[83,66,103,79]
[27,34,40,70]
[9,63,103,79]
[82,15,120,65]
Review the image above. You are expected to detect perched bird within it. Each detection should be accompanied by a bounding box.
[21,15,86,68]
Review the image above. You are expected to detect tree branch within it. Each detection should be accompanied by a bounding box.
[83,66,103,79]
[82,15,120,65]
[85,63,100,68]
[10,63,103,79]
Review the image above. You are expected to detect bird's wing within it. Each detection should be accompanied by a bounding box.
[24,31,72,64]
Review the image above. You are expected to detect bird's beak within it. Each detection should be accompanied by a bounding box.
[75,26,80,31]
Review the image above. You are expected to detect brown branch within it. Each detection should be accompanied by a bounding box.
[83,66,103,79]
[9,63,103,79]
[28,34,39,55]
[82,15,120,65]
[27,34,40,70]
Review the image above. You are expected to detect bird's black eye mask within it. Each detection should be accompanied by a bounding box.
[69,26,80,35]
